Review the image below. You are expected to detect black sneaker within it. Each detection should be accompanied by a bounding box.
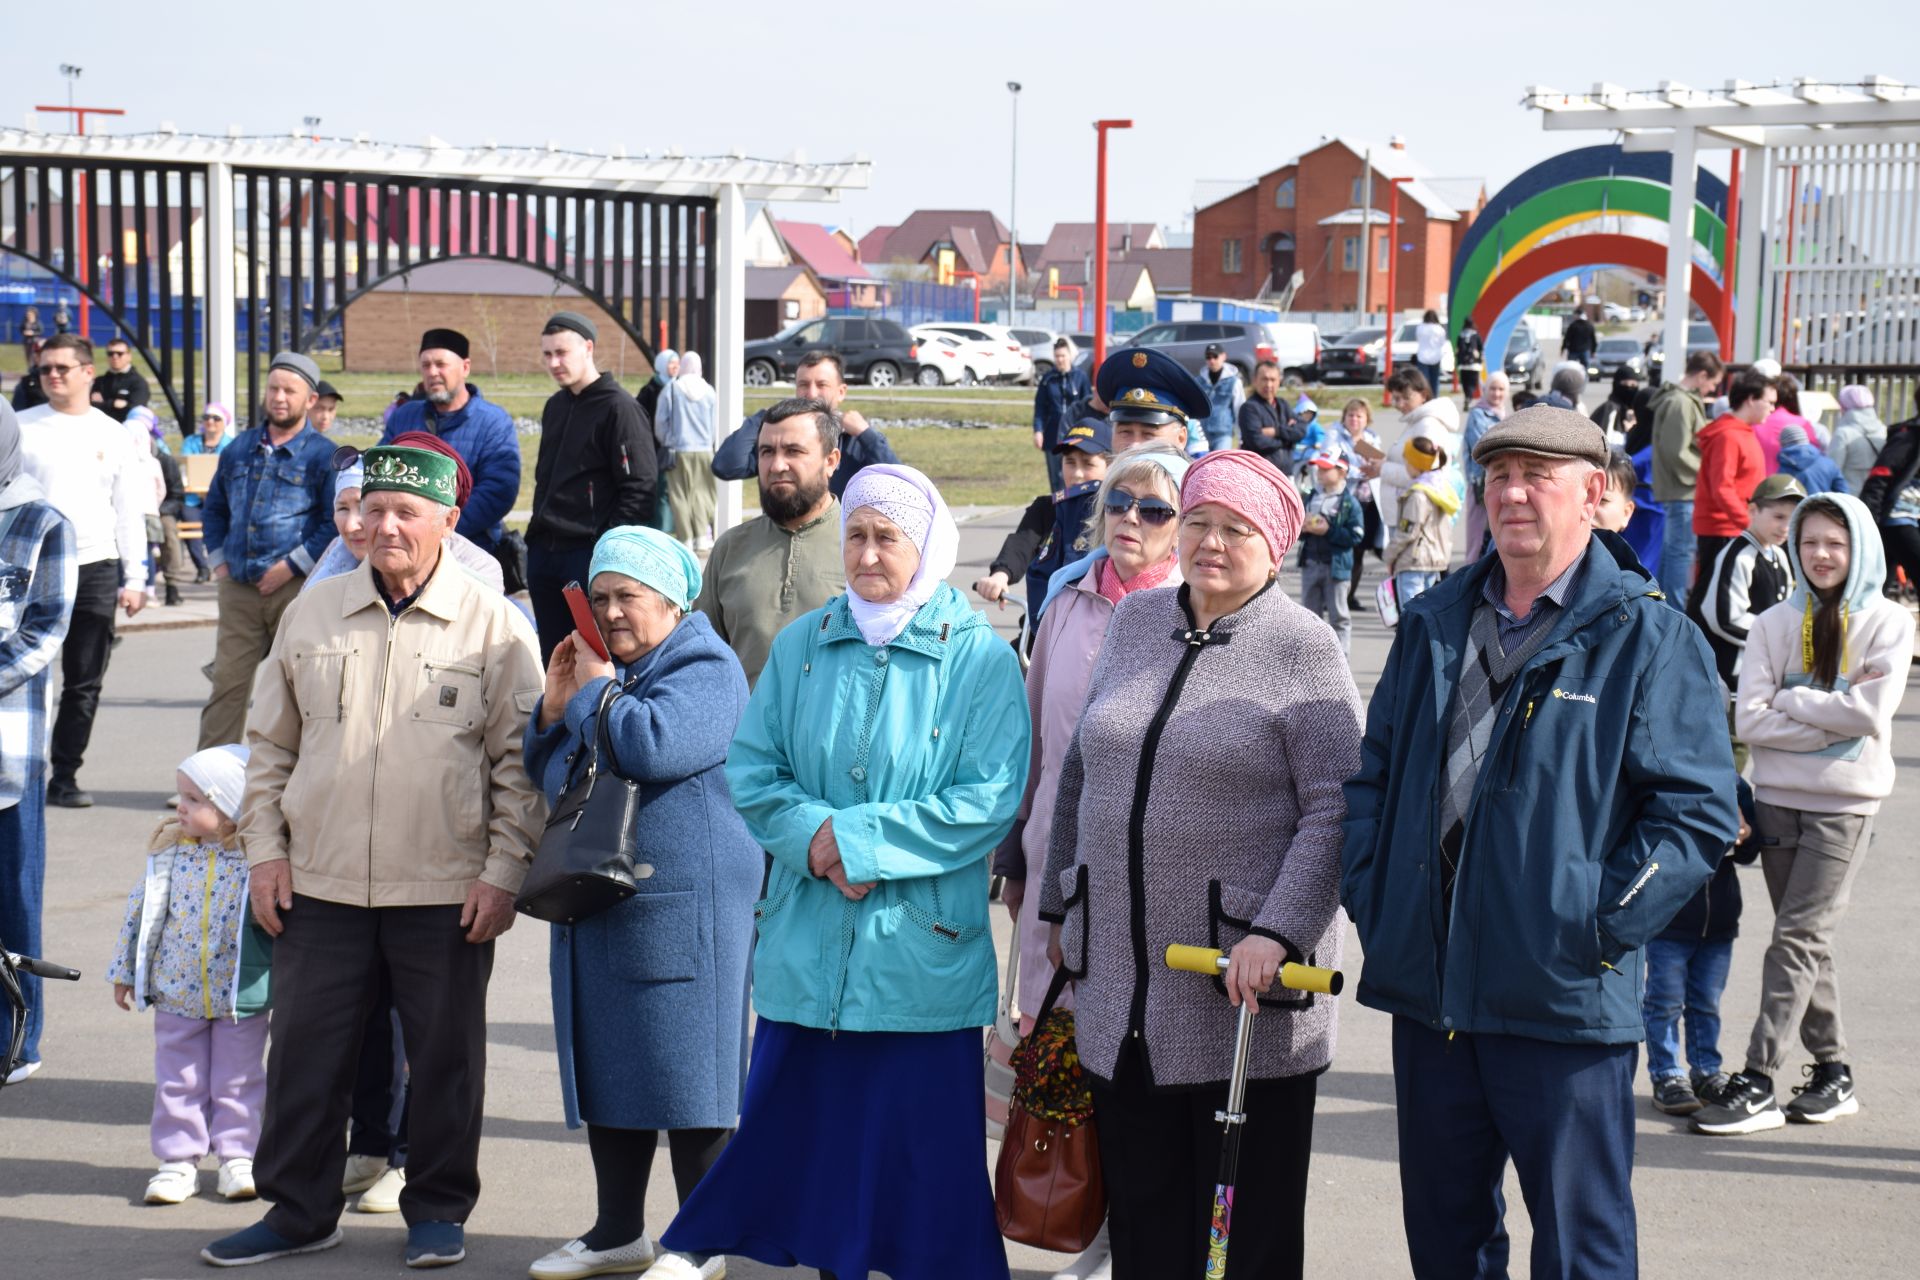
[1692,1071,1732,1107]
[1691,1071,1785,1135]
[1786,1062,1858,1124]
[46,778,92,808]
[1652,1076,1701,1115]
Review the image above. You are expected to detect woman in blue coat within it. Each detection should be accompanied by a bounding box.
[663,464,1031,1280]
[523,525,761,1280]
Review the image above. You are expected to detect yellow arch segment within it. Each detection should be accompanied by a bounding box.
[1495,211,1618,278]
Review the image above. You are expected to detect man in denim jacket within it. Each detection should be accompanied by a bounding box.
[197,352,335,748]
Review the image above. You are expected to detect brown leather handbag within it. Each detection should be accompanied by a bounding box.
[994,967,1105,1253]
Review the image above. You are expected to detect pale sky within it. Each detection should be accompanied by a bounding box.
[3,0,1898,242]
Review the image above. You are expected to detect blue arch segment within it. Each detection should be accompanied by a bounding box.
[1450,144,1730,314]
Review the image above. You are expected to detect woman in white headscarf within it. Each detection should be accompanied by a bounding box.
[662,464,1031,1280]
[656,351,719,551]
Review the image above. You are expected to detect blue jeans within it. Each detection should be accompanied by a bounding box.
[1641,935,1734,1083]
[1204,423,1236,453]
[0,770,49,1065]
[1659,498,1696,608]
[1392,1017,1638,1280]
[1416,361,1443,398]
[1395,570,1442,606]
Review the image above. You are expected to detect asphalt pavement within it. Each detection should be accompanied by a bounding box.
[3,432,1916,1279]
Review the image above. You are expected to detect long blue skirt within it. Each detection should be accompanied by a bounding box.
[661,1019,1011,1280]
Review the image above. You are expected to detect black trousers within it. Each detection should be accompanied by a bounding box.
[1087,1042,1318,1280]
[50,560,120,784]
[256,896,493,1240]
[525,538,595,666]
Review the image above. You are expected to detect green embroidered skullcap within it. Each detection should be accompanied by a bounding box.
[359,445,460,508]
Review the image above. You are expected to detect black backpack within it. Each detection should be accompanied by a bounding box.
[1857,417,1920,522]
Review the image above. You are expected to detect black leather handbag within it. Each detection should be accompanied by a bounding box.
[514,682,641,923]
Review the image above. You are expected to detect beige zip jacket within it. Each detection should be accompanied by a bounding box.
[239,550,546,906]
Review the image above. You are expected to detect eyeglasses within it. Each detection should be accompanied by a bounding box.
[107,349,130,358]
[36,363,82,378]
[1103,493,1177,526]
[1179,516,1258,547]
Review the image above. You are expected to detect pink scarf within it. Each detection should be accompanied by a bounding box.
[1095,553,1177,606]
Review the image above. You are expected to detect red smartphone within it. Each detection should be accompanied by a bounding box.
[561,581,611,661]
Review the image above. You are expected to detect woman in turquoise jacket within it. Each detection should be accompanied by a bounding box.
[664,463,1030,1280]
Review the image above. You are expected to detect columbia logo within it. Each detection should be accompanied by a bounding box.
[1551,688,1598,705]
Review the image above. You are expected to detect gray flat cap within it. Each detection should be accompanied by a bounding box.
[268,351,322,391]
[1470,404,1609,468]
[544,310,597,343]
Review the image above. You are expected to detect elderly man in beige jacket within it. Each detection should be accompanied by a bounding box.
[202,444,544,1272]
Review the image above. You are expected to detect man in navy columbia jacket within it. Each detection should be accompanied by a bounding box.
[1341,405,1737,1280]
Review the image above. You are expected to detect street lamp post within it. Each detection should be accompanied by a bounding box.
[41,65,127,342]
[1380,175,1414,399]
[1007,82,1021,325]
[1093,119,1133,369]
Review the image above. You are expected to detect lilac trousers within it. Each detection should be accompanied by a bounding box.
[151,1009,269,1163]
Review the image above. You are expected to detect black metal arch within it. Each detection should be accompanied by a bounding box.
[235,168,716,415]
[1,157,206,422]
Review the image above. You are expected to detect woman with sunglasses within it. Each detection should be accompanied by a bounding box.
[1038,449,1362,1279]
[992,441,1187,1280]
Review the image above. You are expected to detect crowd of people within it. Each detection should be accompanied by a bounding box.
[0,308,1913,1280]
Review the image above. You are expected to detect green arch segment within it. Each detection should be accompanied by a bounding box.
[1452,177,1728,341]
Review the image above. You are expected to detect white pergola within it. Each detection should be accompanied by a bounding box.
[1524,77,1920,366]
[0,128,872,529]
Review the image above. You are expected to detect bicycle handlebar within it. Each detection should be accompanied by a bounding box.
[3,952,81,982]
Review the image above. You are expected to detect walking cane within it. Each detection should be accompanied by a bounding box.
[1163,944,1343,1280]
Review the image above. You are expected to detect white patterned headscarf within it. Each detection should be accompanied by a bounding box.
[839,463,958,647]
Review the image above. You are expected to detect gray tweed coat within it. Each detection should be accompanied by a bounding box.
[1037,581,1362,1088]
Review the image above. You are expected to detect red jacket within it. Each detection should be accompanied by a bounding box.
[1693,415,1764,536]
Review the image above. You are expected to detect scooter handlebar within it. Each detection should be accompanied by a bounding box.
[1163,944,1343,996]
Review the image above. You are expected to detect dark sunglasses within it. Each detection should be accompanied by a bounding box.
[330,444,363,471]
[1103,493,1177,526]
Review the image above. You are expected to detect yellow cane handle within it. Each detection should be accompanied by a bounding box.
[1163,944,1345,995]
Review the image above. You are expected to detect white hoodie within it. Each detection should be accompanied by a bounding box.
[1375,394,1462,526]
[1736,492,1916,815]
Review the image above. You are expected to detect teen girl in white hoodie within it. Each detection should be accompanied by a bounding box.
[1694,493,1915,1135]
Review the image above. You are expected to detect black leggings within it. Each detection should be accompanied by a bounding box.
[1882,523,1920,596]
[582,1124,730,1252]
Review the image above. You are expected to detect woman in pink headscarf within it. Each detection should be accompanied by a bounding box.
[1037,449,1364,1279]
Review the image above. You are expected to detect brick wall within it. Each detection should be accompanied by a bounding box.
[342,292,693,376]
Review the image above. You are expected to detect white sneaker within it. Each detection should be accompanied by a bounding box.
[355,1164,405,1213]
[342,1152,388,1194]
[217,1158,257,1200]
[644,1253,725,1279]
[528,1235,656,1279]
[3,1059,40,1085]
[145,1161,199,1204]
[1051,1221,1111,1280]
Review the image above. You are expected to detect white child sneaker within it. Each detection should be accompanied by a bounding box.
[145,1161,199,1204]
[528,1234,656,1279]
[341,1153,388,1195]
[355,1164,405,1213]
[217,1158,257,1200]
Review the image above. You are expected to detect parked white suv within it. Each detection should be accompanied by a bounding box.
[912,323,1031,383]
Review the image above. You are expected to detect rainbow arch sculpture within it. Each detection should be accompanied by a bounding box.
[1448,145,1731,375]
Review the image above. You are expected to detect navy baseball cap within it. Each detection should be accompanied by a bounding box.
[1095,346,1211,426]
[1054,416,1114,456]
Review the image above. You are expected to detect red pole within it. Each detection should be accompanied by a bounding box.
[1092,120,1133,370]
[35,105,124,342]
[1381,176,1412,404]
[1720,150,1741,362]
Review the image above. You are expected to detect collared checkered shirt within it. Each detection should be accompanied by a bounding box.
[0,492,78,806]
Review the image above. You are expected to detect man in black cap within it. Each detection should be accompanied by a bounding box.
[379,328,520,553]
[197,351,337,749]
[1094,345,1209,456]
[310,380,344,433]
[1342,404,1735,1280]
[527,310,658,662]
[91,338,152,423]
[1197,342,1244,453]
